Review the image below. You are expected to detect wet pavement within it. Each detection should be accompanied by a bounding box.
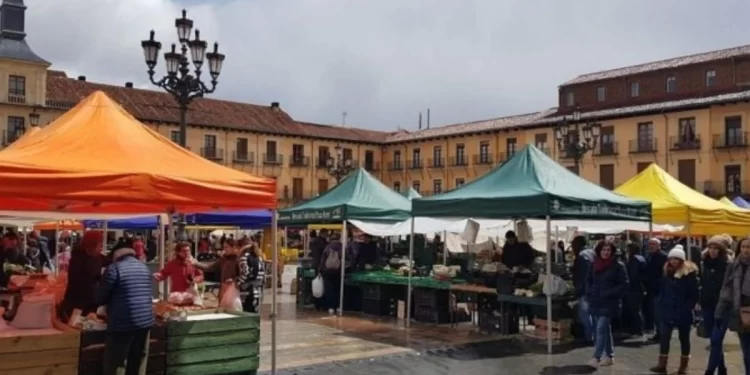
[256,291,747,374]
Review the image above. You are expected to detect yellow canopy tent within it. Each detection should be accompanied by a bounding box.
[615,164,750,235]
[719,197,737,207]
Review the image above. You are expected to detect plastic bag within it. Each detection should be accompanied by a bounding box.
[312,275,324,298]
[541,273,569,296]
[220,283,243,312]
[11,294,54,329]
[187,283,203,307]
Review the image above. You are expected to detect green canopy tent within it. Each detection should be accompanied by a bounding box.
[406,145,651,351]
[401,187,422,200]
[278,168,412,317]
[411,144,651,221]
[278,167,411,224]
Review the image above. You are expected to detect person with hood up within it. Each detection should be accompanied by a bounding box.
[703,234,732,375]
[572,235,595,343]
[96,239,155,375]
[643,237,668,341]
[317,233,352,315]
[714,236,750,375]
[624,242,647,337]
[650,245,699,374]
[585,240,628,368]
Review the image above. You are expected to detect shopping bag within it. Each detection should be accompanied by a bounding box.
[220,283,243,312]
[312,275,324,298]
[187,283,204,307]
[541,273,569,296]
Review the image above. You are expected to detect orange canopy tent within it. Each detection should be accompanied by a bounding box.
[0,91,277,214]
[6,126,41,150]
[32,220,83,231]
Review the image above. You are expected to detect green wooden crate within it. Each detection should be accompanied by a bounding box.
[166,355,258,375]
[166,310,260,337]
[168,328,259,352]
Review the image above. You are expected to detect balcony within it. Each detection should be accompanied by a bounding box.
[232,151,254,164]
[628,138,658,154]
[495,152,508,164]
[2,130,21,146]
[449,156,468,167]
[364,161,379,172]
[7,94,25,104]
[280,190,315,204]
[428,158,445,169]
[315,156,331,169]
[713,132,749,149]
[593,141,619,156]
[472,154,493,165]
[289,155,310,167]
[201,147,224,161]
[536,147,551,155]
[702,180,748,198]
[262,153,284,165]
[420,190,441,197]
[669,136,701,151]
[407,159,423,170]
[387,161,404,171]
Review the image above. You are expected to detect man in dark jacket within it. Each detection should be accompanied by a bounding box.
[571,235,595,342]
[309,230,328,271]
[500,230,534,270]
[97,240,154,375]
[643,238,668,341]
[623,242,647,337]
[0,232,28,287]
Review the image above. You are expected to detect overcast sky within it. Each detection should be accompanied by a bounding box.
[25,0,750,131]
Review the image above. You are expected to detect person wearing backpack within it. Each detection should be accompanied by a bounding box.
[237,243,265,313]
[318,233,346,315]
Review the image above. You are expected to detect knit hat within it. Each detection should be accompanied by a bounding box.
[707,234,731,251]
[667,245,686,261]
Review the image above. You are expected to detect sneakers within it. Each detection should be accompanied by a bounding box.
[599,357,615,367]
[587,358,599,368]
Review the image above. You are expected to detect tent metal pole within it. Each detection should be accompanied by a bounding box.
[160,215,167,300]
[442,230,448,265]
[270,210,278,375]
[406,217,415,328]
[545,215,552,354]
[54,221,60,275]
[339,220,348,317]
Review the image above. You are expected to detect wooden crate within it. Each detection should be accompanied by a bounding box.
[0,320,81,375]
[530,318,573,340]
[166,310,260,375]
[78,322,167,375]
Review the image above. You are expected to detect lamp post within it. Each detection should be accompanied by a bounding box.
[141,9,225,241]
[28,111,39,127]
[554,108,600,175]
[327,144,354,184]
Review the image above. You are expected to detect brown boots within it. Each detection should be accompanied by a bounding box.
[649,355,668,374]
[651,355,689,374]
[677,355,689,374]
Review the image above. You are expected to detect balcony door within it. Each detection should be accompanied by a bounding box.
[725,164,742,196]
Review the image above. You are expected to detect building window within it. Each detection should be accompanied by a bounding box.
[566,91,575,106]
[534,133,548,154]
[455,178,465,187]
[6,116,24,143]
[412,148,421,168]
[393,150,402,168]
[203,134,217,149]
[8,75,25,96]
[479,141,490,164]
[630,82,640,98]
[292,144,305,165]
[725,165,742,195]
[318,179,329,194]
[596,86,606,102]
[342,148,353,165]
[678,118,697,143]
[432,146,443,167]
[169,130,180,143]
[725,116,743,147]
[599,164,615,190]
[412,181,421,193]
[455,144,466,165]
[666,76,677,93]
[706,69,716,87]
[292,178,304,200]
[364,150,375,170]
[433,179,442,195]
[506,138,517,157]
[236,138,249,160]
[317,146,330,167]
[637,122,654,151]
[265,140,277,163]
[393,181,401,192]
[599,125,615,155]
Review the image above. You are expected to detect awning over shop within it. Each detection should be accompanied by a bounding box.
[278,168,411,224]
[411,145,651,221]
[83,210,271,229]
[615,164,750,235]
[0,91,276,214]
[401,187,422,200]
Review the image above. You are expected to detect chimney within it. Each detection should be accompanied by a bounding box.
[0,0,28,41]
[77,75,86,81]
[125,82,133,88]
[270,102,280,110]
[418,112,422,130]
[427,108,431,129]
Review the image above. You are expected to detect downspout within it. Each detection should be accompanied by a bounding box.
[662,111,669,170]
[310,139,316,198]
[224,129,229,166]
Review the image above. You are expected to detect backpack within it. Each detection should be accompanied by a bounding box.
[324,250,341,271]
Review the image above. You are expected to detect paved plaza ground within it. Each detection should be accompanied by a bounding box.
[256,291,747,375]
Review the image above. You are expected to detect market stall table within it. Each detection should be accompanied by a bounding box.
[0,320,80,375]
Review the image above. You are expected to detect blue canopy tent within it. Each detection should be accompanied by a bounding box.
[733,196,750,208]
[83,210,272,229]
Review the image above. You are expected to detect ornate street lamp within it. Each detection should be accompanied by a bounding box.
[554,108,600,175]
[141,9,225,240]
[327,144,354,183]
[28,111,39,127]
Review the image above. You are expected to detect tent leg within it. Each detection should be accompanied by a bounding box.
[545,215,552,354]
[159,215,167,300]
[271,210,278,375]
[406,217,415,328]
[339,221,348,317]
[54,221,60,275]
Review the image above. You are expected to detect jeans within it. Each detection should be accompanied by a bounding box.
[739,333,750,375]
[103,328,150,375]
[659,322,691,356]
[706,321,728,374]
[593,316,614,360]
[322,272,341,310]
[578,297,594,342]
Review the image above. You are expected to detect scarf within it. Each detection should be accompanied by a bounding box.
[593,256,614,272]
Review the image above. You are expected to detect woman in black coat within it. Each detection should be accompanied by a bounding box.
[585,240,628,369]
[702,235,731,375]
